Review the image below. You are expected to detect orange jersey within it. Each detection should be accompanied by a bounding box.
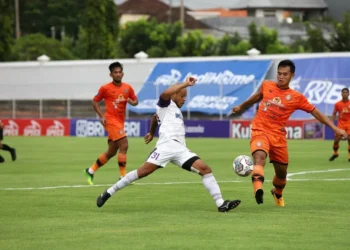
[93,82,137,122]
[334,100,350,126]
[252,81,315,136]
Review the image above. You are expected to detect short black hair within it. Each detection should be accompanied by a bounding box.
[341,88,349,93]
[278,60,295,74]
[109,61,123,72]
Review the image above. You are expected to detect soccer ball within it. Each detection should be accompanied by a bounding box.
[233,155,253,177]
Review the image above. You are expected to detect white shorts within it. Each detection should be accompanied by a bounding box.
[146,140,198,168]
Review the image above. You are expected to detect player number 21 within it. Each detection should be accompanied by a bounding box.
[150,152,160,160]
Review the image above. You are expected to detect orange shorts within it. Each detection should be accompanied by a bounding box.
[337,123,350,135]
[250,130,288,165]
[104,120,126,141]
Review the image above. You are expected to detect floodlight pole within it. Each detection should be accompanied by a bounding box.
[180,0,184,35]
[15,0,21,38]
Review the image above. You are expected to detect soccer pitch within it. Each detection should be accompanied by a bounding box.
[1,137,349,250]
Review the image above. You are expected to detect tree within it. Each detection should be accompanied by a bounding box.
[119,18,155,57]
[227,40,252,55]
[12,33,76,61]
[290,39,311,53]
[77,0,116,59]
[216,32,243,55]
[120,19,182,58]
[0,0,14,61]
[20,0,86,39]
[176,30,217,56]
[306,23,328,52]
[20,0,48,36]
[328,11,350,51]
[266,42,291,54]
[106,0,119,39]
[248,22,279,54]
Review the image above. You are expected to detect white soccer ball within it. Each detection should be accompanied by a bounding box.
[233,155,254,177]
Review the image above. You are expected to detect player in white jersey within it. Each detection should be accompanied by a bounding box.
[96,77,241,212]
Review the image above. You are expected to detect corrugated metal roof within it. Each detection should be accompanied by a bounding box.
[115,0,327,10]
[240,0,328,9]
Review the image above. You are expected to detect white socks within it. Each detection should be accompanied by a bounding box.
[107,170,139,195]
[202,173,224,207]
[105,170,224,207]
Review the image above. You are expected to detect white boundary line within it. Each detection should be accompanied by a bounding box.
[287,168,350,178]
[1,169,350,191]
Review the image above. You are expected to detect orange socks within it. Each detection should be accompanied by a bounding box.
[251,165,264,193]
[273,176,287,196]
[90,153,108,173]
[118,153,127,177]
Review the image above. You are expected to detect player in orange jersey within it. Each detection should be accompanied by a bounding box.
[329,88,350,161]
[84,62,138,185]
[230,60,347,207]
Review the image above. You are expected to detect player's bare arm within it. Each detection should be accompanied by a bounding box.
[331,109,337,122]
[160,77,197,100]
[144,114,159,144]
[231,92,263,113]
[311,108,347,137]
[0,121,3,129]
[127,98,138,106]
[92,100,107,125]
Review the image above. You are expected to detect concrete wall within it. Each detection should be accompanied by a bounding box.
[1,52,350,100]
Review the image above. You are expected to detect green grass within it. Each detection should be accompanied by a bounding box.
[0,137,349,250]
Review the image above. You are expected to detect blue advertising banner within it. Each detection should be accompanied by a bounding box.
[286,57,350,119]
[325,120,337,140]
[183,120,230,138]
[70,119,149,137]
[70,119,231,138]
[129,60,272,115]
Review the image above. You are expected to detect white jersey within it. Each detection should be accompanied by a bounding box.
[156,98,186,146]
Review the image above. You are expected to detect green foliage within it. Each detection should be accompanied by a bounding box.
[0,0,14,61]
[306,23,328,52]
[15,3,350,59]
[120,19,182,58]
[106,0,119,39]
[12,33,76,61]
[77,0,116,59]
[216,32,243,55]
[227,40,252,55]
[289,39,311,53]
[266,42,291,54]
[20,0,86,39]
[72,27,89,59]
[176,30,217,56]
[119,19,156,57]
[248,22,279,54]
[328,11,350,51]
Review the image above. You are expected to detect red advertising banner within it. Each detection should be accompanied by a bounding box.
[1,119,70,136]
[230,120,323,140]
